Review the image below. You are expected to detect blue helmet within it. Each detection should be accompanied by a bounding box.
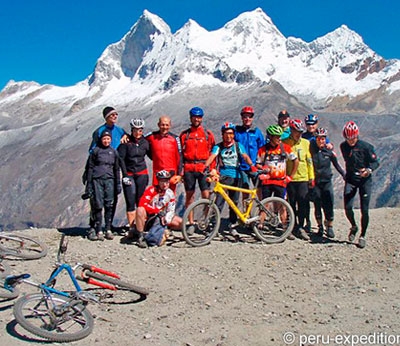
[305,113,319,125]
[221,122,236,132]
[189,107,204,117]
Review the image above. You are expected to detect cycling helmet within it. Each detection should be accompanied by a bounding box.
[189,107,204,117]
[240,106,254,116]
[130,118,145,129]
[156,170,172,180]
[278,109,290,119]
[343,121,359,139]
[305,113,319,125]
[221,122,236,132]
[289,119,305,133]
[266,124,284,136]
[315,127,328,137]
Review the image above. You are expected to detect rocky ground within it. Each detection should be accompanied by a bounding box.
[0,208,399,346]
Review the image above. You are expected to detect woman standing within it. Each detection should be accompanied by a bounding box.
[118,119,151,229]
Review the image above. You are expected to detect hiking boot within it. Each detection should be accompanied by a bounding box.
[287,233,295,240]
[229,225,240,242]
[105,230,114,240]
[348,226,358,242]
[136,234,148,248]
[317,225,324,237]
[88,228,97,241]
[327,227,335,239]
[186,224,196,236]
[297,228,310,241]
[358,237,366,249]
[304,222,312,232]
[97,231,105,241]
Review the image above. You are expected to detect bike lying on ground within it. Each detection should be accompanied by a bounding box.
[0,234,149,342]
[0,232,48,260]
[182,170,295,247]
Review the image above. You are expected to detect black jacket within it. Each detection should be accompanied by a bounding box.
[87,145,120,187]
[310,141,345,183]
[118,136,150,175]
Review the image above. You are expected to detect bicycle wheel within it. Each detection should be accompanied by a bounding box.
[182,199,220,247]
[14,293,94,342]
[0,280,20,300]
[84,271,150,296]
[0,233,48,260]
[253,197,295,244]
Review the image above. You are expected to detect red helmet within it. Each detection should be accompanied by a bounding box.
[343,121,359,139]
[240,106,254,116]
[289,119,305,133]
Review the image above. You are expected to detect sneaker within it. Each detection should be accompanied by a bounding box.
[97,231,105,241]
[105,230,114,240]
[297,228,310,241]
[304,222,312,232]
[88,228,97,241]
[358,237,366,249]
[287,233,295,240]
[229,225,240,242]
[317,225,324,237]
[186,224,196,236]
[348,226,358,242]
[327,227,335,239]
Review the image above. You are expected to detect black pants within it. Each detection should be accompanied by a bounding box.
[314,181,334,223]
[92,177,115,231]
[122,174,149,212]
[215,176,241,224]
[287,181,309,229]
[344,178,372,237]
[261,184,285,199]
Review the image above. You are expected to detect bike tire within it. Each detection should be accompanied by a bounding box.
[14,293,94,342]
[85,271,150,296]
[0,282,19,300]
[0,233,48,260]
[253,197,295,244]
[182,199,220,247]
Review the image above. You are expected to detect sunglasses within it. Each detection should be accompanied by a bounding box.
[241,114,254,119]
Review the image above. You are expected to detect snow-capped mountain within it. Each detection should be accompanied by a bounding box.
[1,8,400,229]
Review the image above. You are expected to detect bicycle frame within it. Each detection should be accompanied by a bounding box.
[212,181,260,224]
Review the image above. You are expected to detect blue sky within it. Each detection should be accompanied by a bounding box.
[1,0,399,90]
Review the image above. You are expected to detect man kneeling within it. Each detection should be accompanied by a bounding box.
[134,170,182,248]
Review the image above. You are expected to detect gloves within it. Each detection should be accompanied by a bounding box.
[309,180,315,188]
[116,185,122,195]
[202,166,210,175]
[170,175,181,184]
[285,176,293,184]
[122,177,132,186]
[250,165,258,173]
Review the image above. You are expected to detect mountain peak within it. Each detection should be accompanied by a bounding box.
[139,9,171,34]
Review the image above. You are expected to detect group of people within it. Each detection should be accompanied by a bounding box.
[82,105,379,249]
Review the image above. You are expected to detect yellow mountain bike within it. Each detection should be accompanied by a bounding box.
[182,171,295,246]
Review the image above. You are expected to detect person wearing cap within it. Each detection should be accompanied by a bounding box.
[310,128,345,239]
[235,106,265,190]
[283,119,315,241]
[278,110,291,140]
[340,121,379,248]
[85,130,121,241]
[146,116,183,191]
[83,106,128,237]
[118,118,151,232]
[180,107,216,229]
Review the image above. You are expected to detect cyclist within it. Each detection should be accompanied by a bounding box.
[146,116,183,191]
[340,121,379,248]
[203,122,257,240]
[278,110,291,140]
[134,170,183,248]
[302,113,332,232]
[118,118,151,233]
[180,107,216,227]
[283,119,315,240]
[256,125,298,199]
[235,106,265,189]
[85,130,121,241]
[310,128,345,238]
[83,107,128,238]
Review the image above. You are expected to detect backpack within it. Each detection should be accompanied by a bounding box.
[181,127,210,150]
[144,217,168,247]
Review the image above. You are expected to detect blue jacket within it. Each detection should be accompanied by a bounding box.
[89,124,126,152]
[235,125,265,171]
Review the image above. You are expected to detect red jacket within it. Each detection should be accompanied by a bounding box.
[180,126,216,172]
[146,131,183,183]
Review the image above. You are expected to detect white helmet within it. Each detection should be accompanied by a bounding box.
[130,118,145,129]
